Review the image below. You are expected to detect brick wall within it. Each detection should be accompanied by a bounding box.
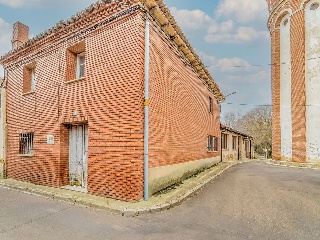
[3,1,222,201]
[290,9,307,162]
[5,12,145,202]
[268,0,309,162]
[148,21,220,168]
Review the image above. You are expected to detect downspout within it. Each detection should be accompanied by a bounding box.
[220,130,223,162]
[237,136,240,161]
[144,17,150,201]
[2,68,7,179]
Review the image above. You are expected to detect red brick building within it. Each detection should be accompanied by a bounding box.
[0,0,224,201]
[267,0,320,163]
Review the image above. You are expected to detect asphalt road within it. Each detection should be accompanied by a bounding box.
[0,161,319,240]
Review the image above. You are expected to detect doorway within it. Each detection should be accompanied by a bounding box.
[69,124,88,189]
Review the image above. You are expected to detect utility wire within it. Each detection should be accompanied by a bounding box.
[205,56,320,69]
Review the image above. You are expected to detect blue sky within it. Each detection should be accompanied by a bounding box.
[0,0,271,115]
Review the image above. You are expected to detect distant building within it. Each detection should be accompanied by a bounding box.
[267,0,320,162]
[220,125,253,161]
[0,0,224,201]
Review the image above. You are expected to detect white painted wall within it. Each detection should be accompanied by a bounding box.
[305,1,320,161]
[280,15,292,160]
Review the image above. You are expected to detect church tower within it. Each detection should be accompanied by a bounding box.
[267,0,320,162]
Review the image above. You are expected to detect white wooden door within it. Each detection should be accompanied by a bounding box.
[69,125,88,188]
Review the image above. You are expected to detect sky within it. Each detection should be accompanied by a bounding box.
[0,0,271,116]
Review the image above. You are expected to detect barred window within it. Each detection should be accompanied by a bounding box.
[19,132,34,155]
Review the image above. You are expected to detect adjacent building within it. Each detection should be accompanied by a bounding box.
[220,125,253,162]
[267,0,320,162]
[0,0,224,201]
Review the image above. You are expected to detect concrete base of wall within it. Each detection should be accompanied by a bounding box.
[0,160,5,179]
[149,157,221,196]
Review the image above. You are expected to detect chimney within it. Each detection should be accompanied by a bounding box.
[12,22,29,49]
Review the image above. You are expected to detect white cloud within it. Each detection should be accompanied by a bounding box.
[170,7,215,31]
[197,50,217,66]
[215,57,252,72]
[225,70,270,84]
[215,0,268,23]
[169,5,268,44]
[205,27,269,44]
[197,51,260,74]
[0,18,11,77]
[0,18,11,55]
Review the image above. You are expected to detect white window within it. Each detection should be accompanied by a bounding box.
[31,68,36,92]
[76,53,85,79]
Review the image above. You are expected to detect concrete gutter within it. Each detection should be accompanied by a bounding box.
[0,161,247,217]
[267,159,320,170]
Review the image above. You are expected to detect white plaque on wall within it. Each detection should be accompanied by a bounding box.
[47,135,54,145]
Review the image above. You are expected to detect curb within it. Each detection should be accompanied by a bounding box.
[0,161,243,216]
[267,160,320,170]
[125,162,240,217]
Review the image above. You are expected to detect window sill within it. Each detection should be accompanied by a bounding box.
[17,154,34,157]
[207,151,218,153]
[22,91,35,96]
[65,77,85,84]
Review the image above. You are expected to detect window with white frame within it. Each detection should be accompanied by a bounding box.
[76,52,85,79]
[207,135,218,152]
[23,63,36,93]
[31,68,36,92]
[19,132,34,155]
[66,41,85,81]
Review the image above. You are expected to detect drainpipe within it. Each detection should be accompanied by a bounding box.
[144,17,150,201]
[2,68,7,179]
[220,130,223,162]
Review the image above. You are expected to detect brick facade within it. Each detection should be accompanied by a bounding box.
[267,0,320,162]
[0,0,223,201]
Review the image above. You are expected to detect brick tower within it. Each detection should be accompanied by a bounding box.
[267,0,320,162]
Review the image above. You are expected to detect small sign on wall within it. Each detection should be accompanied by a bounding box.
[47,135,54,145]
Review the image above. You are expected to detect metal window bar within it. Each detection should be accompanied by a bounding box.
[19,132,34,155]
